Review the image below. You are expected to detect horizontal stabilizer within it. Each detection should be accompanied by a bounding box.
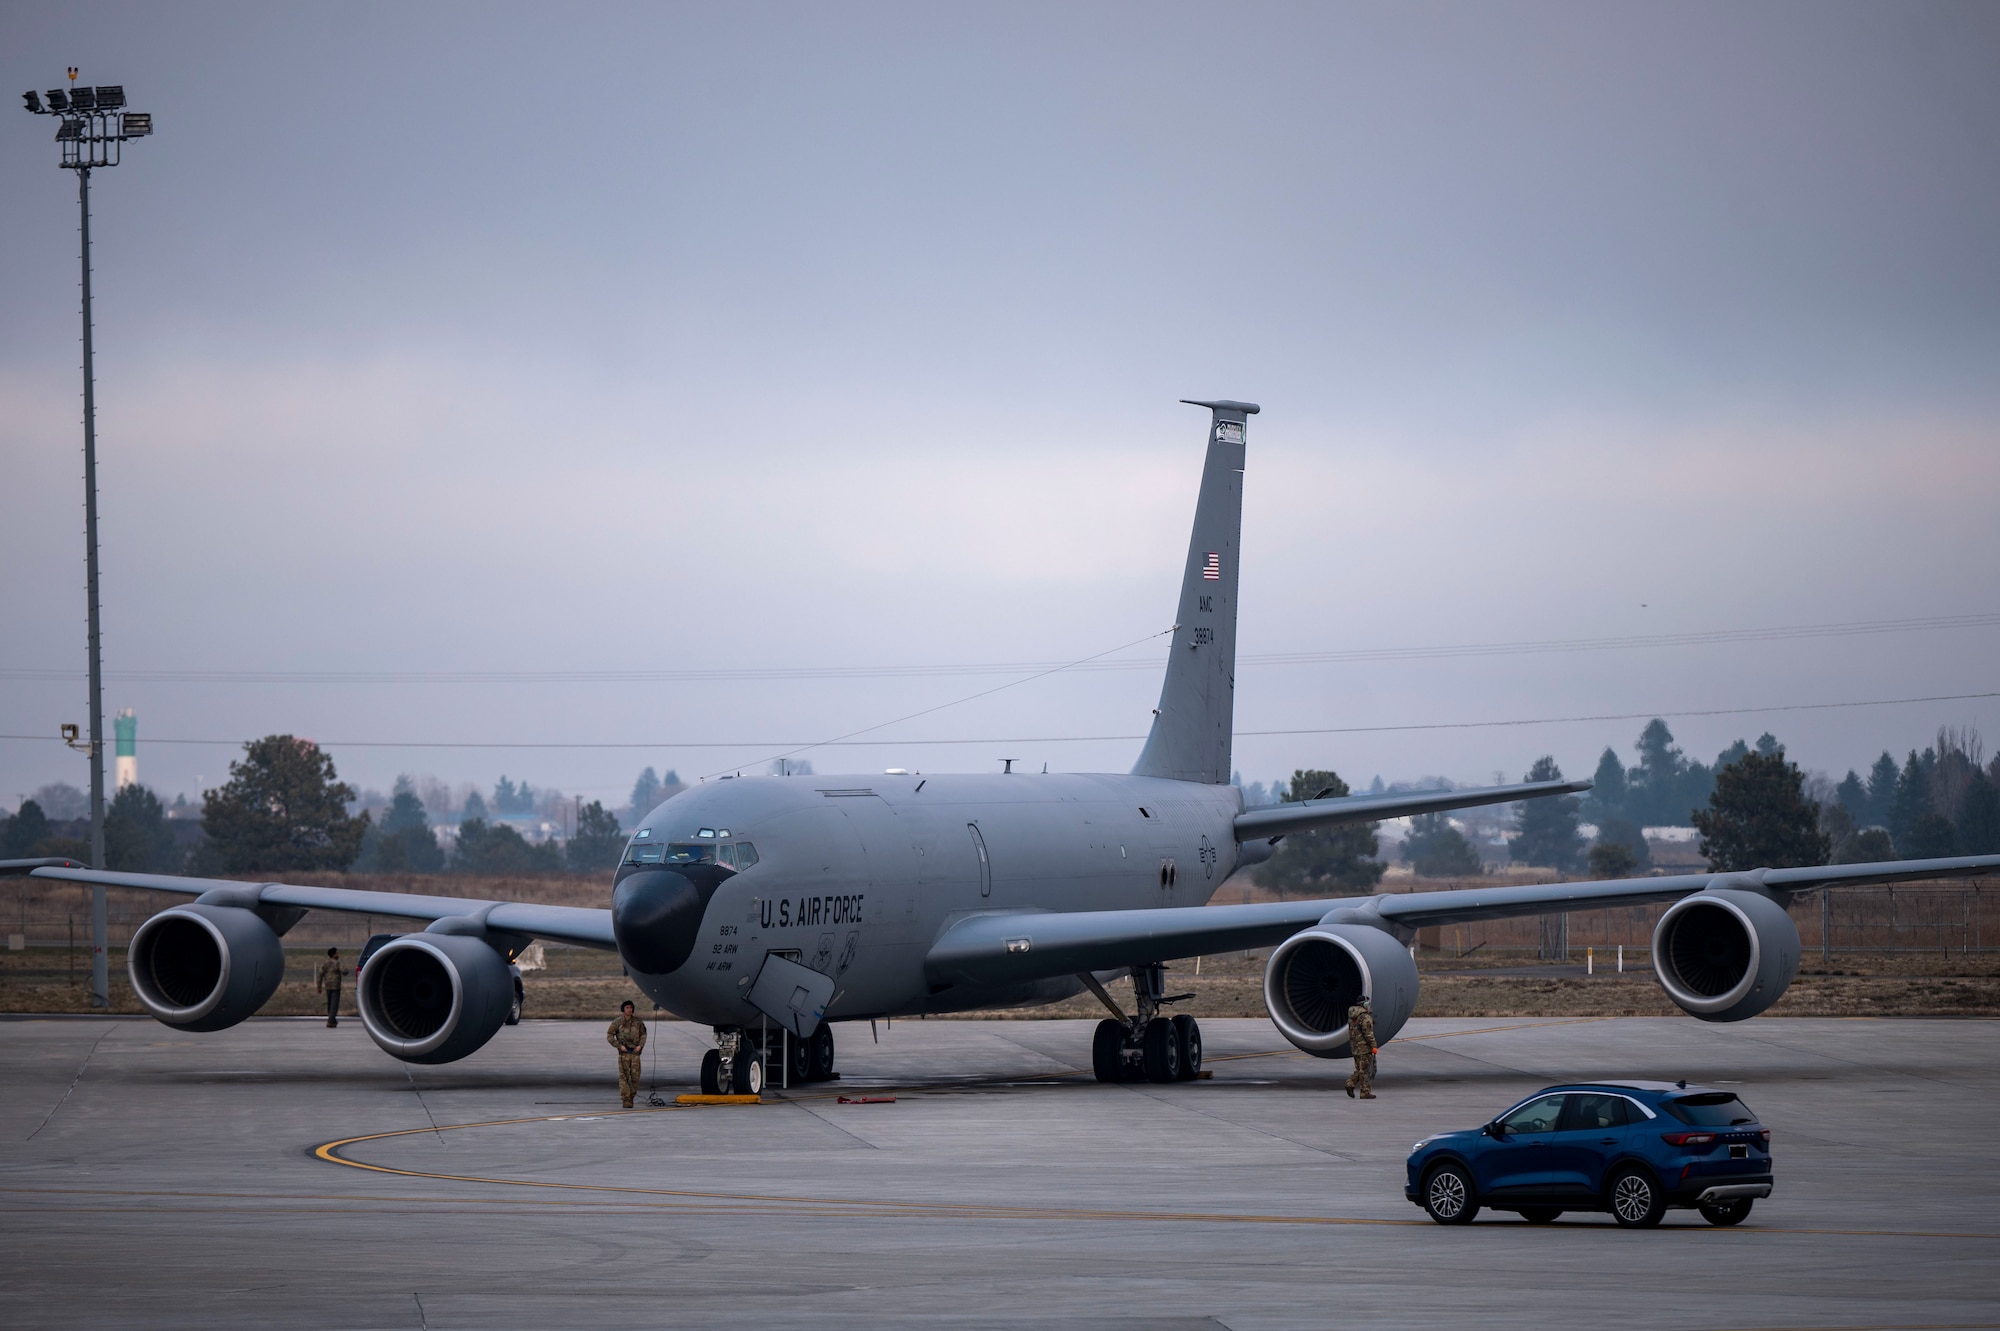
[1233,778,1590,842]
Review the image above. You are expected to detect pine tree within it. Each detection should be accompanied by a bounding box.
[0,799,51,859]
[1887,750,1935,856]
[1402,812,1483,878]
[1584,747,1628,823]
[1510,757,1584,872]
[1692,747,1829,871]
[200,736,369,872]
[1864,752,1900,827]
[628,767,663,821]
[105,785,177,873]
[1956,772,2000,855]
[567,800,626,873]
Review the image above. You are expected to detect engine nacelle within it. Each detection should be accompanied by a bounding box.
[1652,887,1800,1022]
[127,904,286,1032]
[357,932,515,1064]
[1262,920,1419,1058]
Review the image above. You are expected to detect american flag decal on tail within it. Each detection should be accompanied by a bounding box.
[1202,552,1221,581]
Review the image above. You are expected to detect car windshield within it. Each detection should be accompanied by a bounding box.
[1662,1093,1757,1126]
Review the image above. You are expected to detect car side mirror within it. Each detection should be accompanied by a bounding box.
[1485,1122,1504,1138]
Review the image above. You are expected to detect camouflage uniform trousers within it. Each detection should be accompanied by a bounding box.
[618,1053,644,1108]
[1346,1051,1377,1098]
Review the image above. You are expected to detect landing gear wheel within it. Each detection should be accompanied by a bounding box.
[1423,1163,1479,1225]
[1699,1198,1753,1226]
[786,1032,811,1085]
[1518,1207,1562,1224]
[807,1024,836,1081]
[732,1051,765,1096]
[1092,1019,1126,1083]
[1171,1014,1202,1081]
[1609,1167,1665,1228]
[1141,1017,1181,1083]
[700,1049,722,1096]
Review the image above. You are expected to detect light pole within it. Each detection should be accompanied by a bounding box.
[23,70,152,1009]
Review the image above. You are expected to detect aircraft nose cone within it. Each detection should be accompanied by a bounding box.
[612,869,706,975]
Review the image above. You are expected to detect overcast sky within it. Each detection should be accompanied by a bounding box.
[4,1,1998,815]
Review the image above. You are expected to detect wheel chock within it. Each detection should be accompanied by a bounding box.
[674,1093,763,1106]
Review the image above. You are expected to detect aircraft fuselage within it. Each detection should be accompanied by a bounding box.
[621,772,1245,1027]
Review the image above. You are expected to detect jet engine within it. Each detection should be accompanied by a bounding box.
[1262,919,1419,1057]
[127,904,286,1032]
[357,933,515,1064]
[1651,887,1800,1022]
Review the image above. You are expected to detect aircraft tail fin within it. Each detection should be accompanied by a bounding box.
[1131,399,1256,785]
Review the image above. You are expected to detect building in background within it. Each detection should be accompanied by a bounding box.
[114,710,137,790]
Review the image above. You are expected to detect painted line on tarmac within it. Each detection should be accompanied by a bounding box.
[6,1180,1994,1241]
[297,1117,2000,1239]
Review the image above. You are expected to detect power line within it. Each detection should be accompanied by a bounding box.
[3,611,1994,686]
[3,689,1993,752]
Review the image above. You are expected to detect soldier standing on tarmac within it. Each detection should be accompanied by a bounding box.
[315,948,345,1028]
[607,1000,648,1109]
[1344,994,1377,1099]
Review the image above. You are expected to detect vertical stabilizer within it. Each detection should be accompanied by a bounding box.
[1132,399,1256,784]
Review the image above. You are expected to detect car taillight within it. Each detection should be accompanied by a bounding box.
[1661,1131,1716,1147]
[1757,1129,1770,1146]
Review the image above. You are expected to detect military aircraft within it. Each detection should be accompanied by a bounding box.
[14,399,1998,1094]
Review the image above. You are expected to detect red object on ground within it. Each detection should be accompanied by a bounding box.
[837,1095,896,1104]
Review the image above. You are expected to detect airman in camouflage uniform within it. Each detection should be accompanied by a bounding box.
[315,948,345,1028]
[607,1000,648,1108]
[1344,995,1377,1099]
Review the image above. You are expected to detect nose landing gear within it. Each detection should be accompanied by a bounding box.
[1084,963,1201,1084]
[700,1028,766,1095]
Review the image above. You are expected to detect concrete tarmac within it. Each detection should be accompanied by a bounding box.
[1,1012,1995,1330]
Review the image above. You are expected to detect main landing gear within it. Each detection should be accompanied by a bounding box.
[700,1023,838,1094]
[1087,963,1202,1085]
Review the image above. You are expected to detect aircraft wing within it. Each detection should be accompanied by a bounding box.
[1233,778,1590,842]
[1374,853,2000,928]
[22,865,617,950]
[925,852,2000,987]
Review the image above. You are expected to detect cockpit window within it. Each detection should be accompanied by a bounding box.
[718,842,759,870]
[661,843,716,865]
[626,843,664,864]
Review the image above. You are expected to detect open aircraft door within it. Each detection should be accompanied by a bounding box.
[748,951,836,1039]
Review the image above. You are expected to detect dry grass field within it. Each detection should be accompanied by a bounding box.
[6,869,1995,1020]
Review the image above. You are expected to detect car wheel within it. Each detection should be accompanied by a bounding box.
[1423,1163,1480,1226]
[1609,1167,1665,1228]
[1699,1198,1753,1227]
[1518,1207,1562,1224]
[1092,1019,1127,1083]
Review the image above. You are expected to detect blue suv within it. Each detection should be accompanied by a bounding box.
[1405,1081,1772,1228]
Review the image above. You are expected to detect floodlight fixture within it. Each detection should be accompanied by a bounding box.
[18,71,152,1010]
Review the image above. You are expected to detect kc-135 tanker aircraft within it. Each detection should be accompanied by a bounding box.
[17,401,2000,1093]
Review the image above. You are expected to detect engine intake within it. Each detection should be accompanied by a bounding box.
[1262,920,1418,1057]
[1652,887,1799,1022]
[357,932,515,1064]
[127,904,285,1032]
